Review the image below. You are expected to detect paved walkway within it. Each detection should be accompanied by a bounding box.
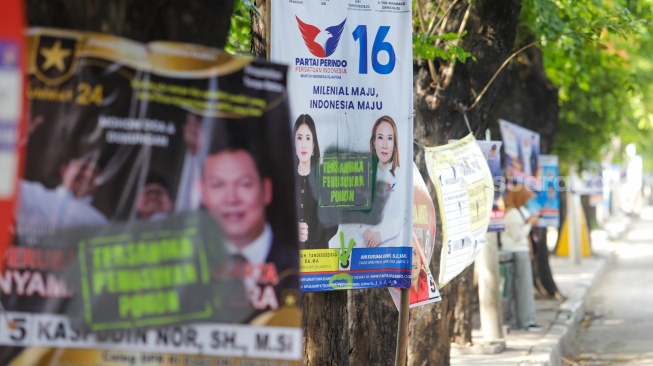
[450,217,628,366]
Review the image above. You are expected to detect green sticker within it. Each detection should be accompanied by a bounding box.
[329,273,353,290]
[337,231,355,268]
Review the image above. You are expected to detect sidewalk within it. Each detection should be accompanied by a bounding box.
[450,229,620,366]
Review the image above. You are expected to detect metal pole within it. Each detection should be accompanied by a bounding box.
[477,232,505,341]
[394,288,410,366]
[568,167,580,265]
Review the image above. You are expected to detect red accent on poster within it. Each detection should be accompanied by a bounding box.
[0,0,27,266]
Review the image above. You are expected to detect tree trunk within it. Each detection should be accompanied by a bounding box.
[487,37,563,301]
[451,265,474,346]
[254,3,401,365]
[412,1,521,364]
[251,0,267,58]
[531,227,564,300]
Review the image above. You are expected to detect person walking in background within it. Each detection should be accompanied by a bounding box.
[501,184,543,332]
[293,114,336,249]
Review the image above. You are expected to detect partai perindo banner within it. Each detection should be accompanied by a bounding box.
[271,1,413,292]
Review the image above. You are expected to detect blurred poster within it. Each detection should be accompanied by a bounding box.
[498,119,540,188]
[622,154,643,214]
[0,28,301,365]
[0,0,26,255]
[424,134,494,287]
[271,2,413,291]
[526,155,560,228]
[476,141,504,232]
[578,169,604,207]
[388,163,441,309]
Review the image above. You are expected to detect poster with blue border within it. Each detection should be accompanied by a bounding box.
[271,1,413,291]
[527,155,560,228]
[498,119,540,189]
[476,141,504,232]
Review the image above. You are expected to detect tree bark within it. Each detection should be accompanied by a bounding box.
[253,3,400,365]
[251,0,267,58]
[412,1,521,363]
[531,227,564,300]
[451,265,474,346]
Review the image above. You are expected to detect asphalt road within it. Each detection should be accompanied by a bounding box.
[567,206,653,365]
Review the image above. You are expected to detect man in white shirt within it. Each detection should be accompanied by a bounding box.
[16,153,107,245]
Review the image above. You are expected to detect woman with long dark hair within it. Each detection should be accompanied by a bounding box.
[293,114,334,249]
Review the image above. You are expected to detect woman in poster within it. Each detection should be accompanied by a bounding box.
[294,114,335,249]
[363,115,403,247]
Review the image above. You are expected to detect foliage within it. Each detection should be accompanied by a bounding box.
[413,30,474,62]
[520,0,653,172]
[411,0,475,64]
[226,0,253,55]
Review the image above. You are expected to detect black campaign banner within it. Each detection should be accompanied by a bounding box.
[1,28,301,365]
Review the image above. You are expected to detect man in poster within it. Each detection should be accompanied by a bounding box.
[200,137,299,322]
[16,150,107,245]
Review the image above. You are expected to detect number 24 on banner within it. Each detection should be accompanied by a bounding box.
[352,25,396,74]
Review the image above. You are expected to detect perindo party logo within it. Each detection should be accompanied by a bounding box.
[296,16,346,57]
[295,16,348,76]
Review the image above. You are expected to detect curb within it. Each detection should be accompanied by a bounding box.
[530,249,616,366]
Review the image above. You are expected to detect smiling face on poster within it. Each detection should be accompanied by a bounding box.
[272,2,414,292]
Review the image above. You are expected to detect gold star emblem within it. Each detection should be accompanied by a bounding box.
[283,293,297,307]
[40,40,71,72]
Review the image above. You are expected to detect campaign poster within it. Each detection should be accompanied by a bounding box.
[424,134,494,287]
[498,119,540,189]
[0,28,301,365]
[0,0,26,255]
[476,141,504,232]
[271,2,413,291]
[388,163,441,309]
[577,169,604,208]
[526,155,560,228]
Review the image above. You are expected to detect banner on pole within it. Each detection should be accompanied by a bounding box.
[424,134,494,287]
[271,1,414,291]
[0,0,26,261]
[526,154,560,228]
[476,141,504,232]
[388,163,441,309]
